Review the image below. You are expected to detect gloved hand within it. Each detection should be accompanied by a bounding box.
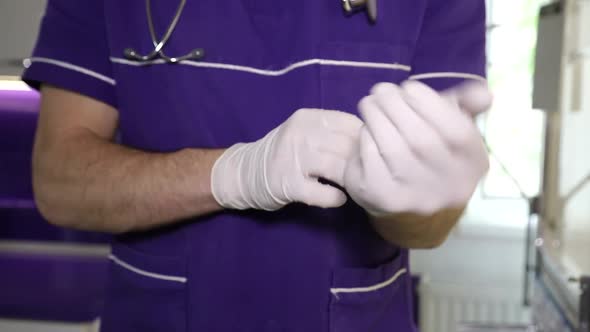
[211,109,363,211]
[344,80,493,216]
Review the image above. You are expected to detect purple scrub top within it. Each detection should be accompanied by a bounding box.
[23,1,486,331]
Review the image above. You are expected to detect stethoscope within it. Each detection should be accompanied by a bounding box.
[343,0,377,22]
[124,0,204,63]
[124,0,377,64]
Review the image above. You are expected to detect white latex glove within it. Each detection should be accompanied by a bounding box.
[344,80,493,216]
[211,109,363,211]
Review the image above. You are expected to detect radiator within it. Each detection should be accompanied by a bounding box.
[418,281,531,332]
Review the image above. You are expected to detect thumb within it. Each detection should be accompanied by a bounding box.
[442,80,493,116]
[299,179,348,208]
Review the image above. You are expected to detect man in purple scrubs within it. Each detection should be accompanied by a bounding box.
[24,1,491,331]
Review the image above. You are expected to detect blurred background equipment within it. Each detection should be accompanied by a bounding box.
[531,0,590,331]
[414,0,589,331]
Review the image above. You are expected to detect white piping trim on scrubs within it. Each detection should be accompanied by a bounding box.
[330,267,407,298]
[409,72,487,82]
[28,57,116,85]
[108,254,187,283]
[109,57,412,76]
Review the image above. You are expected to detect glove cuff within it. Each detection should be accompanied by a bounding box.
[210,129,285,211]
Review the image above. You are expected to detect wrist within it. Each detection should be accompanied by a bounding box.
[210,143,248,209]
[369,205,466,248]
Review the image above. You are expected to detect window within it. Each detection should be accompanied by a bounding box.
[461,0,551,232]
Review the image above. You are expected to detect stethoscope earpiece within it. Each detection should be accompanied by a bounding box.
[343,0,377,22]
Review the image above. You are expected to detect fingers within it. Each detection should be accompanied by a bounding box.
[299,179,347,208]
[315,131,358,160]
[356,128,400,212]
[358,128,391,180]
[318,109,364,137]
[307,152,348,187]
[358,95,412,172]
[370,83,432,143]
[442,81,493,116]
[401,80,476,148]
[364,82,447,162]
[304,109,362,158]
[342,129,395,214]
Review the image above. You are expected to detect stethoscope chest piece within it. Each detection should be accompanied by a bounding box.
[342,0,377,22]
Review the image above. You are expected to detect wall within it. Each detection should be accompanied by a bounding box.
[410,224,531,331]
[0,1,46,76]
[410,228,526,289]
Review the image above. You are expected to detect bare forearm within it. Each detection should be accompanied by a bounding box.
[33,128,224,233]
[370,205,466,249]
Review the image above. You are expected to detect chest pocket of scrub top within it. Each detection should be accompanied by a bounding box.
[329,251,417,332]
[100,245,187,332]
[318,42,411,116]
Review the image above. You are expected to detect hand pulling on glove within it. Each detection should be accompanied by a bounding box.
[344,80,493,216]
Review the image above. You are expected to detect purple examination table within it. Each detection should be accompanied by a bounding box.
[0,87,110,323]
